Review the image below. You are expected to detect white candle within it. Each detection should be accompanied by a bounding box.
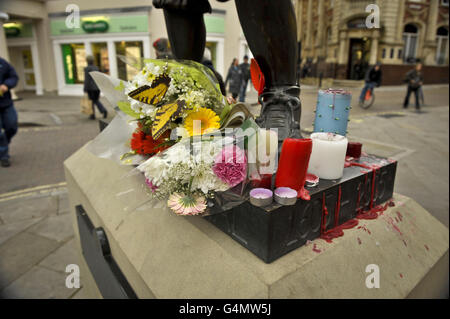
[256,129,278,175]
[308,132,348,180]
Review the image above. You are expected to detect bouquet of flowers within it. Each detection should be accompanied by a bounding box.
[87,57,275,216]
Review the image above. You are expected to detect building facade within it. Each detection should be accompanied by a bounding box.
[295,0,449,85]
[0,0,253,96]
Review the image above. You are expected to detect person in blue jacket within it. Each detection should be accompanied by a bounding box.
[0,57,19,167]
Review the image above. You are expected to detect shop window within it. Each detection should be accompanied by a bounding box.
[205,41,217,69]
[436,27,449,65]
[61,43,87,84]
[115,41,144,81]
[402,24,419,63]
[91,42,110,74]
[441,0,449,7]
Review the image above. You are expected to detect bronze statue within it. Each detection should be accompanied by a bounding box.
[153,0,302,148]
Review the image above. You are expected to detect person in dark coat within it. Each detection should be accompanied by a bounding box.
[224,58,242,100]
[84,55,107,120]
[238,55,250,102]
[358,62,382,105]
[403,62,424,110]
[0,57,19,167]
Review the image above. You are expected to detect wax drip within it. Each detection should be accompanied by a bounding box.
[318,157,395,243]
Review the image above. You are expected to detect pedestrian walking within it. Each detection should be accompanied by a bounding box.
[358,62,382,106]
[403,62,424,111]
[238,55,250,102]
[84,55,108,120]
[0,57,19,168]
[225,58,242,101]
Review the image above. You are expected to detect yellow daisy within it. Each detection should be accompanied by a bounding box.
[184,107,220,136]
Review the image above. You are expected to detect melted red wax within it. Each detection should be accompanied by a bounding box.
[319,156,396,243]
[335,186,342,227]
[396,211,403,222]
[399,273,403,278]
[312,243,322,253]
[357,237,362,245]
[357,225,371,235]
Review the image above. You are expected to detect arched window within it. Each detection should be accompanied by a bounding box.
[402,24,419,63]
[436,26,449,65]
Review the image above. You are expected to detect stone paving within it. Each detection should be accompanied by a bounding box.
[0,187,86,298]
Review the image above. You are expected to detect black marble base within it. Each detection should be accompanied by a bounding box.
[204,155,397,263]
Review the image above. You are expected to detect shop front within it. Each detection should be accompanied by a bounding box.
[5,21,43,95]
[50,12,151,95]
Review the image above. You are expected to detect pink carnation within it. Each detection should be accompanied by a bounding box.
[212,145,247,187]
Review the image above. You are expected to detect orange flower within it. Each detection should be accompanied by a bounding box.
[131,129,170,155]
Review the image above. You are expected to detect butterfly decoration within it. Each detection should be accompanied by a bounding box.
[128,73,185,139]
[128,73,171,105]
[152,100,185,139]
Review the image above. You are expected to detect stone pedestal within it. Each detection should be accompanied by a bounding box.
[64,144,449,298]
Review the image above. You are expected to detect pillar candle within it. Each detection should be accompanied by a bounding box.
[250,129,278,188]
[313,89,352,136]
[275,138,312,200]
[308,132,348,180]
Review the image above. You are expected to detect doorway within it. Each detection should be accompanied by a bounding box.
[347,38,371,80]
[7,45,36,91]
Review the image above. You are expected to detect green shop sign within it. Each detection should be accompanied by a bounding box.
[50,14,148,36]
[4,22,34,38]
[82,20,109,33]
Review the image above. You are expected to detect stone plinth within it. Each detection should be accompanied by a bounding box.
[64,144,449,298]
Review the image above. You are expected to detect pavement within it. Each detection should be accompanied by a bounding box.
[0,84,448,298]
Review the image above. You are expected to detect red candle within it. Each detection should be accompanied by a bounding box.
[250,174,272,189]
[346,142,362,159]
[275,138,312,200]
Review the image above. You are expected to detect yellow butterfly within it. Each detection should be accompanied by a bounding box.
[128,73,171,105]
[152,100,186,139]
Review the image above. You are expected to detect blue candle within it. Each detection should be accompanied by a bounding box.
[313,89,352,136]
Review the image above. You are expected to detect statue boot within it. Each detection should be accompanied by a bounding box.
[256,86,302,152]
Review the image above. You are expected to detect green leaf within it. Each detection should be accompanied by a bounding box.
[114,81,125,91]
[117,101,140,118]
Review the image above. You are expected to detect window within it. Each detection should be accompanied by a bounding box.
[390,48,394,59]
[398,49,403,59]
[442,0,449,7]
[115,41,144,81]
[382,48,386,59]
[436,27,449,65]
[402,24,419,63]
[61,43,86,84]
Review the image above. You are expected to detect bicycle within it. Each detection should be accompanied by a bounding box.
[359,86,375,109]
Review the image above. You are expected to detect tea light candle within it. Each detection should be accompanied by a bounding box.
[275,138,312,200]
[274,187,297,206]
[313,89,352,136]
[249,188,273,207]
[308,132,348,180]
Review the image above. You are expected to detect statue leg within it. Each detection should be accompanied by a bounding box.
[153,0,211,61]
[235,0,302,148]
